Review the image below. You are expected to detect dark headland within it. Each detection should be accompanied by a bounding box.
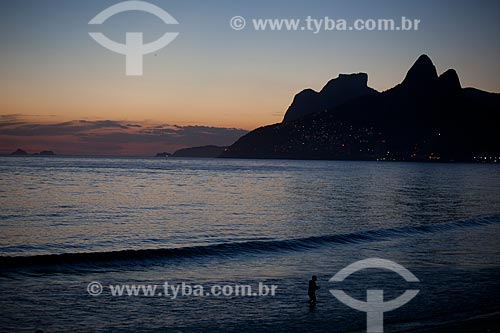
[172,145,226,158]
[220,55,500,162]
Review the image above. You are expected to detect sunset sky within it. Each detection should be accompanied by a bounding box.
[1,0,500,155]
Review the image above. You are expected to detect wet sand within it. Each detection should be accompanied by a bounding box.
[406,312,500,333]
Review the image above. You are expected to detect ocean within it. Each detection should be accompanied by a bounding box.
[1,156,499,332]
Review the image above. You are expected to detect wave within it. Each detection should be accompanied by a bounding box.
[1,214,499,271]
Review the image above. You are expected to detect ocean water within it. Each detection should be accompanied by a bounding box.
[0,156,499,332]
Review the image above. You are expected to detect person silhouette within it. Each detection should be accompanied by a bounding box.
[308,275,320,305]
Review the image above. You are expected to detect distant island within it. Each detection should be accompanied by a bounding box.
[221,55,500,162]
[9,149,56,156]
[155,152,172,157]
[154,146,227,158]
[172,145,227,158]
[11,148,28,155]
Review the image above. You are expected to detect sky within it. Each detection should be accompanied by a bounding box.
[1,0,500,155]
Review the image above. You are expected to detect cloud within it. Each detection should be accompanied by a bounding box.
[0,120,129,136]
[0,114,24,122]
[0,117,247,156]
[0,114,27,128]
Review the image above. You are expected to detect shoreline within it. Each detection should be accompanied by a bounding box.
[405,311,500,333]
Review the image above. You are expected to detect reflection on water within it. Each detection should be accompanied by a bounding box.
[1,157,499,256]
[0,157,500,332]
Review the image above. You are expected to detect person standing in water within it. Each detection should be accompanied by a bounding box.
[308,275,320,305]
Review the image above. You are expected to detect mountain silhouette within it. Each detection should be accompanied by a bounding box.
[221,55,500,162]
[401,54,438,89]
[283,73,377,122]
